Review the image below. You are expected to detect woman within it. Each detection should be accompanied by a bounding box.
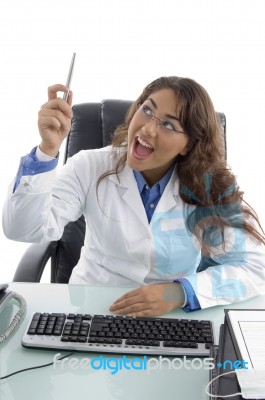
[3,76,265,316]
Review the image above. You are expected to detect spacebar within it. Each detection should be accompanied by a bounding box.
[125,339,160,346]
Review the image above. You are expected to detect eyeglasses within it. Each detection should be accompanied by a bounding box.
[136,104,185,134]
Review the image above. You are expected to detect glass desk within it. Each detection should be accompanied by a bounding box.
[1,283,265,400]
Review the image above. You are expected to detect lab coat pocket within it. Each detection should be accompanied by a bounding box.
[168,233,200,275]
[153,229,200,277]
[151,211,201,277]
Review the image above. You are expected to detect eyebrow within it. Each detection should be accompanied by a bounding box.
[148,97,181,122]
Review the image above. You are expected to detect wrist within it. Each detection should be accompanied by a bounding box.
[163,283,186,308]
[39,142,60,158]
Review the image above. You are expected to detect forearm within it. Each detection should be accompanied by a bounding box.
[185,233,265,309]
[3,170,58,242]
[2,148,84,243]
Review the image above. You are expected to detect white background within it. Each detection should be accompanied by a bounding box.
[1,0,265,283]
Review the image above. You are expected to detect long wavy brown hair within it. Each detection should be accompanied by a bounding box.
[97,76,265,253]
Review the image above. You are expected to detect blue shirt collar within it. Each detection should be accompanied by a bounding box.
[133,163,175,195]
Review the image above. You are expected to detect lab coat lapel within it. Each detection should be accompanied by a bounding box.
[107,163,149,226]
[155,168,180,214]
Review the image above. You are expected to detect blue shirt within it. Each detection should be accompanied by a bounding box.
[13,147,58,191]
[133,167,173,223]
[15,148,201,311]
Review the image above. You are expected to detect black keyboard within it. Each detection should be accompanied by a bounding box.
[22,313,214,356]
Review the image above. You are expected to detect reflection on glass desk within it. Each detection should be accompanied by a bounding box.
[1,283,265,400]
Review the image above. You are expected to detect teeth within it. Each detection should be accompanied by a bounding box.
[137,136,153,149]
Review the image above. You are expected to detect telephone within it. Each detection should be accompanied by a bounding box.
[0,283,27,344]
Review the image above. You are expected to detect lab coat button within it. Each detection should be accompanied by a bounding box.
[147,233,151,239]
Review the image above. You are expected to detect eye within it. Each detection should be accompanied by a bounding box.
[161,120,176,132]
[142,105,153,116]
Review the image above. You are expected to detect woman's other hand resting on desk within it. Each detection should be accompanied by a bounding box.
[38,84,73,157]
[109,282,185,317]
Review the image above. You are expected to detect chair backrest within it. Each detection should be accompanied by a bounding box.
[51,100,226,283]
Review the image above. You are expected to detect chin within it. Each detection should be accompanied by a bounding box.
[127,156,140,171]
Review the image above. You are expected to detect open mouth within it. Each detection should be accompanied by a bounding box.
[133,136,154,159]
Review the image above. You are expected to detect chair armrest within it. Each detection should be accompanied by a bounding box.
[13,242,58,282]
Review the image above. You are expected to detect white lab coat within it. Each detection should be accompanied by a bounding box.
[3,146,265,309]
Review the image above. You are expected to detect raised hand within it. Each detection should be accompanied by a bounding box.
[38,84,73,157]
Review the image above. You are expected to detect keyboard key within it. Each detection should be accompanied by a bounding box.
[180,342,190,348]
[141,340,160,347]
[69,336,78,342]
[90,323,109,332]
[171,341,181,347]
[29,321,39,329]
[181,336,188,341]
[77,336,87,342]
[113,339,122,345]
[80,330,88,336]
[163,341,173,347]
[95,338,105,343]
[105,338,114,344]
[53,329,63,336]
[51,313,66,317]
[200,320,211,325]
[125,339,135,345]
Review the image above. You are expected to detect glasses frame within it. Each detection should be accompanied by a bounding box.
[136,103,185,134]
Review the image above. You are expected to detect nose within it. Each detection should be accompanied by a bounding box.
[142,117,158,138]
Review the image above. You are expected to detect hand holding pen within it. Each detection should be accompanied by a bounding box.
[38,53,76,157]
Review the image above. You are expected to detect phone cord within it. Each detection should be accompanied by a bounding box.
[0,292,27,344]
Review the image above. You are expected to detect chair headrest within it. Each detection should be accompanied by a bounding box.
[65,100,226,162]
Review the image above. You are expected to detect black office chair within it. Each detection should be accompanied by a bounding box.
[13,100,226,283]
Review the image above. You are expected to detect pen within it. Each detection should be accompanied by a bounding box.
[63,52,76,101]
